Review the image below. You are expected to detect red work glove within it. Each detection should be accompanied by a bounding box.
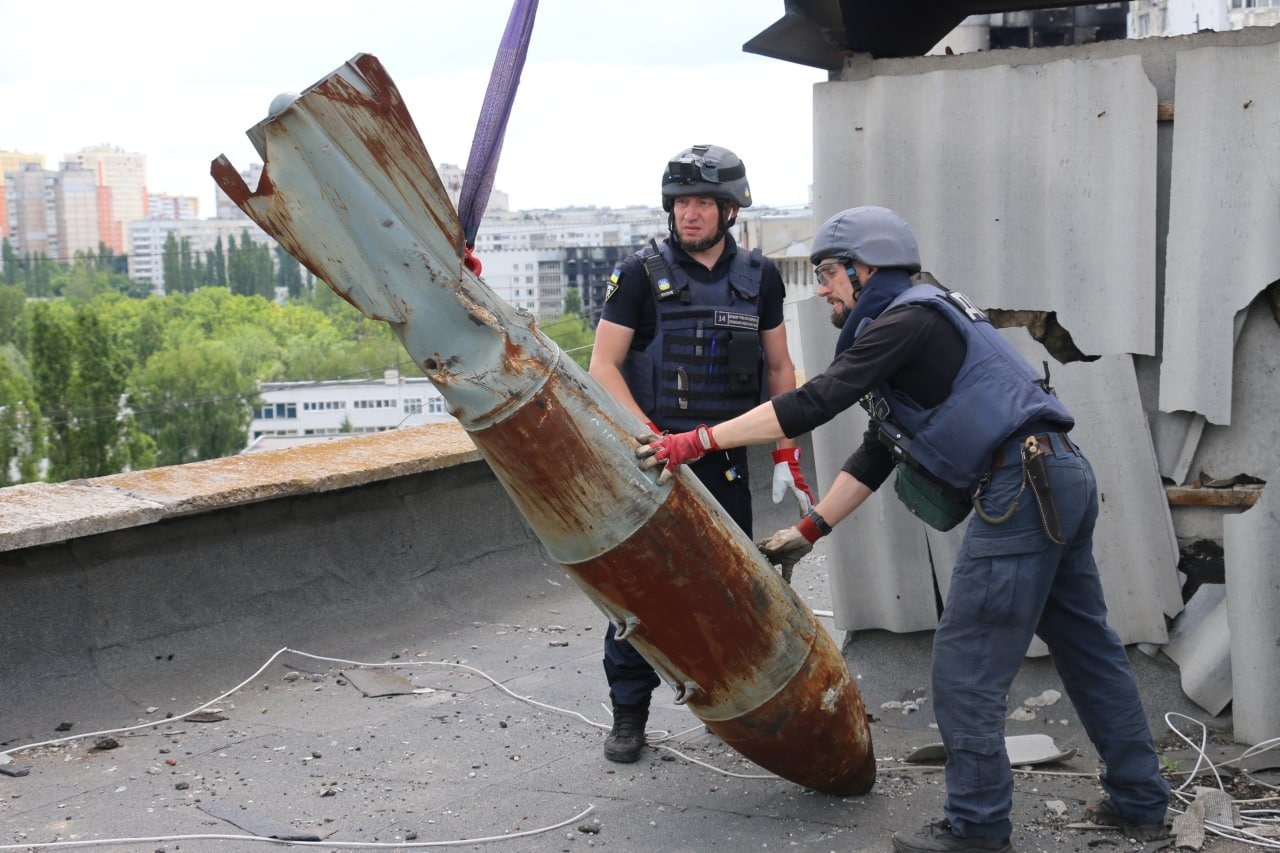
[771,447,814,514]
[463,245,483,276]
[645,421,662,436]
[636,424,718,484]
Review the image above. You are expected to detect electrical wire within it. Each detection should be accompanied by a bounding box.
[1154,711,1280,849]
[0,805,596,851]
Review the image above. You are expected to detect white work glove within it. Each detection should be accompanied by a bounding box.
[770,447,813,514]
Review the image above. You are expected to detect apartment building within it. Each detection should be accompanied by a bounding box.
[0,150,45,242]
[472,207,666,319]
[245,369,453,452]
[3,160,101,261]
[64,145,148,254]
[932,4,1129,53]
[52,162,101,260]
[3,164,54,257]
[148,193,200,221]
[1128,0,1280,36]
[127,216,274,291]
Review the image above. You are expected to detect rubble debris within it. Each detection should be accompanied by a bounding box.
[184,711,228,723]
[1023,689,1062,708]
[342,668,415,697]
[904,734,1075,766]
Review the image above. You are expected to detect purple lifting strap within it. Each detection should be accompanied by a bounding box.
[457,0,539,248]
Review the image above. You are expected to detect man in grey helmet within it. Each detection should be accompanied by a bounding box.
[636,206,1170,852]
[587,144,813,764]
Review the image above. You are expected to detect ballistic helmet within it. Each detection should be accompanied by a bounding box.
[661,144,752,211]
[809,206,921,273]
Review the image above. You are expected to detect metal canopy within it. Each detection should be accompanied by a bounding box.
[745,0,1122,67]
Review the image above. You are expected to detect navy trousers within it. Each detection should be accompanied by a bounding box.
[604,447,753,707]
[933,433,1170,838]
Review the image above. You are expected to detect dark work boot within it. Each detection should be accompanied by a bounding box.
[603,704,648,763]
[892,820,1013,853]
[1084,797,1169,841]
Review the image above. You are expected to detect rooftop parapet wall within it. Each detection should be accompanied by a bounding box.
[0,422,814,740]
[0,424,483,554]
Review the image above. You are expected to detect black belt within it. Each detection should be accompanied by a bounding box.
[991,431,1076,469]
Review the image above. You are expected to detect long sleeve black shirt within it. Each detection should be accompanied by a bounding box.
[772,303,967,490]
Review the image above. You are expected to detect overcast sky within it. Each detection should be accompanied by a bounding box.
[2,1,826,217]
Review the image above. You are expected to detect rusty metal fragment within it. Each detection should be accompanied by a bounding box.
[211,53,874,794]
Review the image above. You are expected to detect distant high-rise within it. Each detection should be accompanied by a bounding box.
[149,193,200,221]
[0,150,45,242]
[4,164,55,256]
[54,162,100,259]
[64,145,147,254]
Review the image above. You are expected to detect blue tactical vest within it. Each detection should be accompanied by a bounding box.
[860,284,1074,490]
[622,241,767,432]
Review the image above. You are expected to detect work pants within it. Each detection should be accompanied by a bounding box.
[932,434,1170,838]
[605,447,752,707]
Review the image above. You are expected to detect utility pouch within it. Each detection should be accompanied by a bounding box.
[1022,437,1066,544]
[726,330,760,394]
[877,421,973,532]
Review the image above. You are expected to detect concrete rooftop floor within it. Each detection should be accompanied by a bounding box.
[3,531,1248,853]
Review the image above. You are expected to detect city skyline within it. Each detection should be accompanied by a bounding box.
[3,1,824,218]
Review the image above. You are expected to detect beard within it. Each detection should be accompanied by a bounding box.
[677,229,723,253]
[829,301,851,329]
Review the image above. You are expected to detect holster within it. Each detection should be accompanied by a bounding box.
[1022,437,1066,544]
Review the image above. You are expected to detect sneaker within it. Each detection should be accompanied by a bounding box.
[603,704,648,763]
[1084,797,1169,841]
[892,820,1013,853]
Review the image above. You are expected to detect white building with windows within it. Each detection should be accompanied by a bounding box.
[1128,0,1280,37]
[244,369,453,452]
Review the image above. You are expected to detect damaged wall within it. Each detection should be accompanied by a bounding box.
[799,24,1280,740]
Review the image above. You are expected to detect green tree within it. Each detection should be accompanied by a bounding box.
[0,345,43,484]
[28,302,75,477]
[564,286,582,317]
[276,244,303,300]
[180,236,196,294]
[212,236,226,288]
[539,312,595,370]
[2,239,18,286]
[0,284,26,349]
[162,232,181,295]
[27,252,54,299]
[131,340,257,466]
[63,307,132,478]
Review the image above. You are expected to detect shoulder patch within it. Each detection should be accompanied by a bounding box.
[605,266,622,302]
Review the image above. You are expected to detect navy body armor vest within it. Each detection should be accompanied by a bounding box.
[861,284,1074,489]
[622,241,766,432]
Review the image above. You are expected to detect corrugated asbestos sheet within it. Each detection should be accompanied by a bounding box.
[1185,299,1280,482]
[1160,41,1280,426]
[798,292,1180,648]
[1223,481,1280,744]
[1161,584,1231,716]
[813,55,1158,358]
[803,31,1280,734]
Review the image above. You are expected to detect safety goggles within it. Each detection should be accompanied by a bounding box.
[813,259,851,284]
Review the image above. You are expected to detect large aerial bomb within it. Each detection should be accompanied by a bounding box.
[211,53,875,795]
